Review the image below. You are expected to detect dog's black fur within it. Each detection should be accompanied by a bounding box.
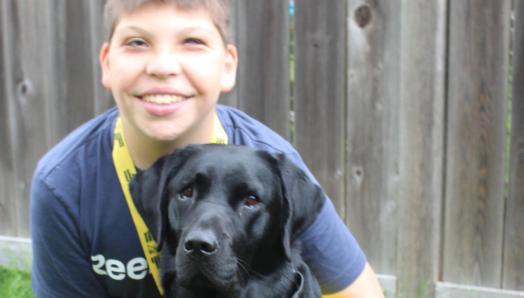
[130,144,324,297]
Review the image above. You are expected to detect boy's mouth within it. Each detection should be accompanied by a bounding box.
[139,94,192,105]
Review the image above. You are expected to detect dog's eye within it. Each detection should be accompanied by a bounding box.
[243,195,260,207]
[179,187,195,200]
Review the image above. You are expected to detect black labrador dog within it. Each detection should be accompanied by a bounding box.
[130,144,324,297]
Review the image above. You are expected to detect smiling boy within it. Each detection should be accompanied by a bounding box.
[30,1,384,297]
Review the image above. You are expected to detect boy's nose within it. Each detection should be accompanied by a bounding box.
[146,51,182,78]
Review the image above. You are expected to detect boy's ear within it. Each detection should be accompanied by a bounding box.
[220,44,238,92]
[99,42,112,90]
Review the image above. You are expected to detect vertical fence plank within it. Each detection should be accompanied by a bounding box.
[345,0,401,275]
[46,0,101,144]
[0,0,18,236]
[294,1,346,214]
[397,1,447,297]
[234,0,290,139]
[444,0,510,288]
[2,0,57,237]
[504,0,524,291]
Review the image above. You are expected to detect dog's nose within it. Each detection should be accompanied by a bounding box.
[183,230,218,256]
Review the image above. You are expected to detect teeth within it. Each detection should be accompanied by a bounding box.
[142,94,184,104]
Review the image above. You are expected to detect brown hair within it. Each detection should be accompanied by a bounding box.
[103,0,232,43]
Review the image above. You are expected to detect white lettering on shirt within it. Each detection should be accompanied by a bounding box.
[91,255,148,281]
[106,259,126,280]
[127,257,148,280]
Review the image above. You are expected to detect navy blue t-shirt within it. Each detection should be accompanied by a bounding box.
[30,105,366,297]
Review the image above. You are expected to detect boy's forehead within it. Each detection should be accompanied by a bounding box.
[115,4,210,30]
[118,2,210,23]
[111,2,224,39]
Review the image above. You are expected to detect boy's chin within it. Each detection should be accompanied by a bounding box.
[144,128,203,149]
[138,120,184,140]
[145,130,185,144]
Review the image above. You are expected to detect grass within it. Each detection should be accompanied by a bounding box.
[0,267,33,298]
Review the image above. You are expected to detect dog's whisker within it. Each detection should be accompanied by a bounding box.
[236,258,250,275]
[236,257,253,275]
[236,257,266,279]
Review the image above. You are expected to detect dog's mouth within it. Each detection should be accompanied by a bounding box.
[181,272,215,288]
[176,252,238,290]
[178,268,237,292]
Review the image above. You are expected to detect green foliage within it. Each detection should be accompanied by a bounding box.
[0,267,33,298]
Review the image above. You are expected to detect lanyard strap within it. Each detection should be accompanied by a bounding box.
[112,113,228,295]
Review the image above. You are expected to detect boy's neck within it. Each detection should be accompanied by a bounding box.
[119,111,217,170]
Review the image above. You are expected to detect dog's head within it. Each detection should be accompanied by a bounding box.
[130,144,325,293]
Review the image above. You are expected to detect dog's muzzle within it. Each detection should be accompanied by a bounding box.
[183,228,219,256]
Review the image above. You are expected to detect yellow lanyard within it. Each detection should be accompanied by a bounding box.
[112,114,227,295]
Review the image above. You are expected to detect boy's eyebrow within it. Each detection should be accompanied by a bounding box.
[178,26,219,38]
[118,25,151,35]
[117,24,217,36]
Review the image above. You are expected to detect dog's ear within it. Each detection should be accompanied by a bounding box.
[275,154,326,254]
[129,145,200,250]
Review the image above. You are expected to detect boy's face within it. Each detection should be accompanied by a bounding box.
[100,2,237,143]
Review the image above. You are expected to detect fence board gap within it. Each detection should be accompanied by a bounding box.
[0,0,18,237]
[503,0,524,291]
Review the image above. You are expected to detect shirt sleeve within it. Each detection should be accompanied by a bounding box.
[298,198,367,294]
[30,171,107,298]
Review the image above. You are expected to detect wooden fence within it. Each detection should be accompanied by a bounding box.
[0,0,523,297]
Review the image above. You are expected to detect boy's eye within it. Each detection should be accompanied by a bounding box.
[183,37,205,46]
[125,38,147,47]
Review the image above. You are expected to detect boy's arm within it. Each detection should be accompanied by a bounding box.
[323,263,385,298]
[31,173,106,298]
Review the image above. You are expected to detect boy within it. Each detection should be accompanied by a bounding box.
[30,0,384,297]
